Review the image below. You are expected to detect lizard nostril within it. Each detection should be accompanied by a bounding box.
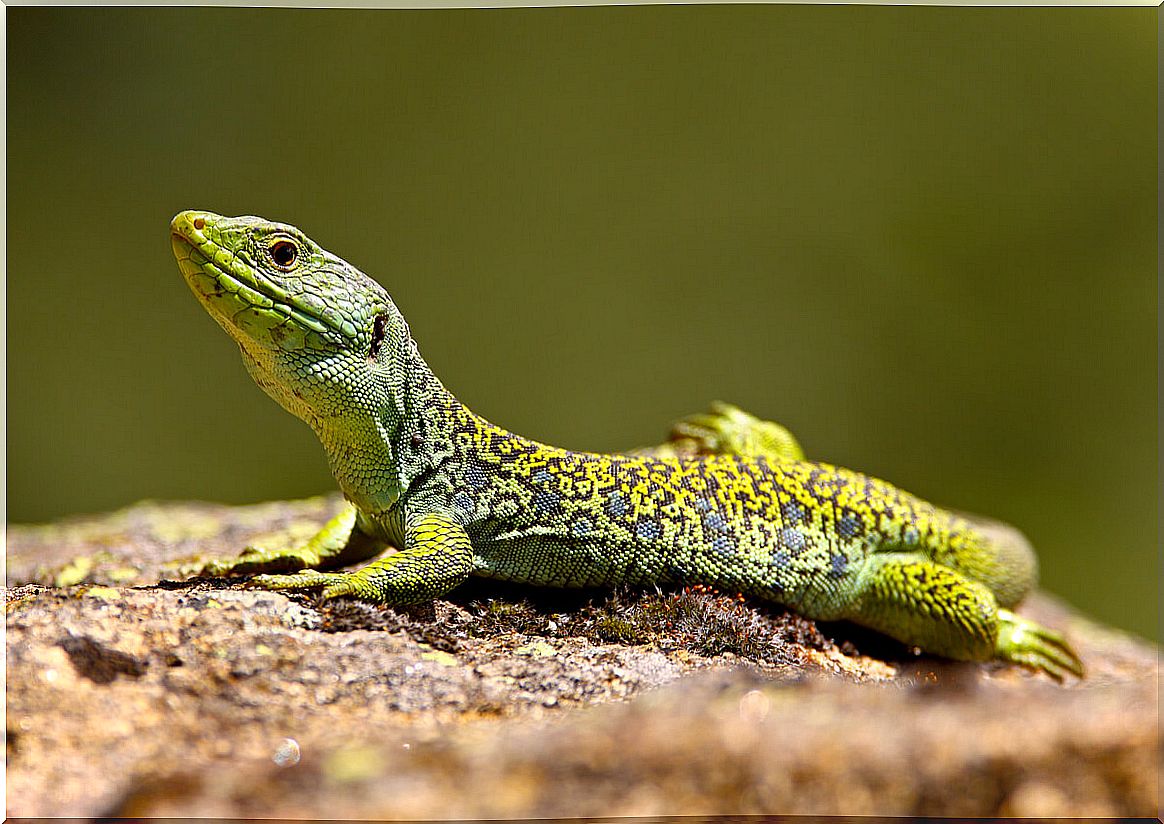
[193,216,206,230]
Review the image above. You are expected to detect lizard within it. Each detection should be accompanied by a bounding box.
[170,210,1083,680]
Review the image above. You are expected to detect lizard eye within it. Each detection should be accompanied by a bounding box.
[269,239,298,269]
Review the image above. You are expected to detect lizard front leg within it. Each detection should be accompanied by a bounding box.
[249,513,474,604]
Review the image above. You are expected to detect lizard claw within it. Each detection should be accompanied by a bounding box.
[248,571,362,602]
[995,609,1084,681]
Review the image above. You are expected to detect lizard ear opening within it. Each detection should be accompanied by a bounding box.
[369,313,389,361]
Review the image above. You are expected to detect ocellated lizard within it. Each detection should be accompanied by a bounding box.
[170,210,1082,679]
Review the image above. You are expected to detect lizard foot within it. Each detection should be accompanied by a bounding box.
[247,570,346,593]
[200,544,321,577]
[995,608,1084,681]
[248,570,389,602]
[670,401,805,462]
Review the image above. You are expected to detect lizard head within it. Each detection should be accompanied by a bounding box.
[171,210,410,429]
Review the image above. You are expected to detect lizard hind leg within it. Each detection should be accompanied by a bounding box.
[844,551,1082,679]
[927,509,1039,609]
[661,404,1039,610]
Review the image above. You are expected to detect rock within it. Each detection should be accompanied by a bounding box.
[5,497,1158,817]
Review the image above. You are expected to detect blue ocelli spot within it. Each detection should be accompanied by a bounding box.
[712,535,736,556]
[606,491,627,518]
[704,511,728,533]
[572,517,592,537]
[837,511,864,540]
[464,462,489,489]
[829,553,849,579]
[781,500,805,524]
[452,491,475,514]
[779,527,806,554]
[533,489,561,514]
[635,520,661,540]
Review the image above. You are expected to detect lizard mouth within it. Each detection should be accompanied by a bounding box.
[172,230,345,340]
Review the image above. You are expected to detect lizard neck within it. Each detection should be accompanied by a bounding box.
[315,334,470,517]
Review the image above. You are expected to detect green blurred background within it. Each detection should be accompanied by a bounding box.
[7,8,1156,639]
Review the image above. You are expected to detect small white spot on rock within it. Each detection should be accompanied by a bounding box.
[738,689,770,723]
[272,737,301,767]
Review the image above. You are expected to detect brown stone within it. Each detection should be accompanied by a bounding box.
[5,497,1158,817]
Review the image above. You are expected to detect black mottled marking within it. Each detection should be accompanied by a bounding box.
[653,484,676,506]
[736,460,762,481]
[451,416,480,438]
[811,474,843,500]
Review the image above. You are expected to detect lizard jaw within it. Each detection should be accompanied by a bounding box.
[171,210,352,344]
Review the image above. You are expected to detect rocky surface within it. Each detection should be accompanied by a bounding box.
[5,496,1159,817]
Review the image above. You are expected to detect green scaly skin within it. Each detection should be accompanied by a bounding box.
[170,210,1083,680]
